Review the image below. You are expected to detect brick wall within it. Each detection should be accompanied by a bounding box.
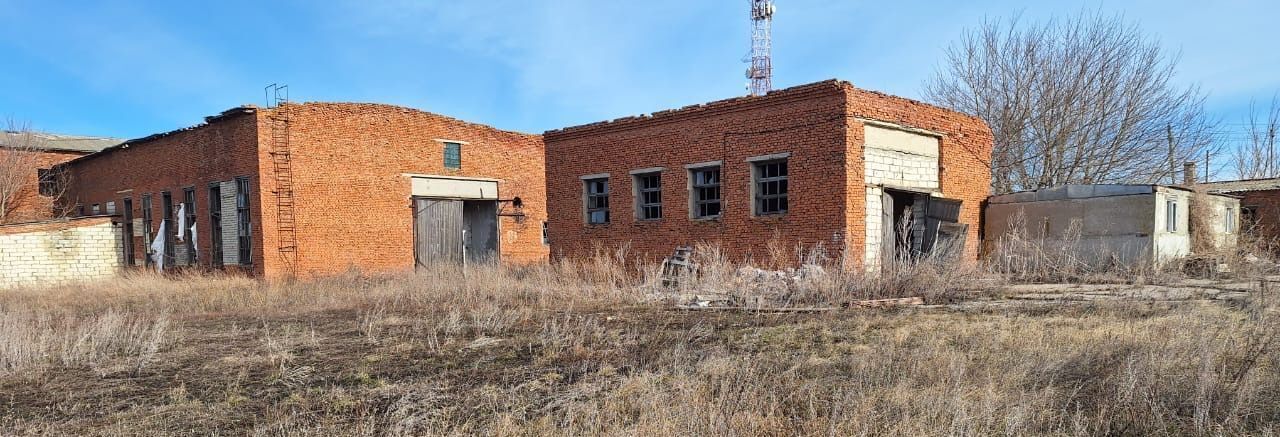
[1,148,87,223]
[544,79,993,267]
[257,103,548,278]
[544,81,852,264]
[59,109,264,275]
[0,217,122,288]
[842,84,993,265]
[1234,189,1280,250]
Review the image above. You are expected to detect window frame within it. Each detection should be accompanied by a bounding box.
[632,170,663,221]
[208,183,224,267]
[1225,206,1236,234]
[183,186,197,265]
[235,177,252,265]
[443,141,462,169]
[687,163,722,220]
[1165,198,1178,233]
[751,158,789,216]
[37,168,59,197]
[141,194,153,267]
[583,176,610,225]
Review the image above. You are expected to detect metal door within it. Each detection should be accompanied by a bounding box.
[414,198,464,267]
[881,190,895,267]
[921,197,963,255]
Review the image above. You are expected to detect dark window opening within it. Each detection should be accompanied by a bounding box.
[754,160,788,215]
[141,194,153,267]
[209,184,224,267]
[585,178,610,224]
[162,191,175,267]
[635,172,662,220]
[37,169,59,196]
[236,177,252,265]
[691,166,722,219]
[183,187,197,265]
[122,197,134,266]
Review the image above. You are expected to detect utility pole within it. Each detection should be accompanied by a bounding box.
[1167,124,1176,185]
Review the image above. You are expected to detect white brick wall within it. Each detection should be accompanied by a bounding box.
[863,124,941,272]
[0,220,123,289]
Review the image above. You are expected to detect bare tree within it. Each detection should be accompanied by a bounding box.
[925,11,1218,194]
[0,121,59,224]
[1231,96,1280,179]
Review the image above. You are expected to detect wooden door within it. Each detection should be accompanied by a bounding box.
[414,198,464,267]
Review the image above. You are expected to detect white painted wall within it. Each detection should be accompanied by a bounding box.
[0,220,123,289]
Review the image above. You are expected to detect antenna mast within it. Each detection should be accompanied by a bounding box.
[746,0,775,96]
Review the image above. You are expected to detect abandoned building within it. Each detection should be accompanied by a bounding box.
[51,102,548,280]
[543,79,993,270]
[984,185,1241,267]
[1202,177,1280,250]
[0,131,121,223]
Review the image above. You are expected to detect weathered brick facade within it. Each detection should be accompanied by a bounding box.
[1,149,88,223]
[544,80,992,268]
[59,103,548,279]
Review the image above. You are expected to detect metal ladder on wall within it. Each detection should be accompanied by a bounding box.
[266,84,298,276]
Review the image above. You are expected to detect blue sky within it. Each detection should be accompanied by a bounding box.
[1,0,1276,155]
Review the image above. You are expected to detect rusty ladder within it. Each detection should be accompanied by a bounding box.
[266,84,297,276]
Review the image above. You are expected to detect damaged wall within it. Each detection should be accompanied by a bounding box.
[0,217,122,288]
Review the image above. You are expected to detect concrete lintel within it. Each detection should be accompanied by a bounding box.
[857,118,944,138]
[684,160,722,169]
[745,152,791,163]
[432,138,471,145]
[579,173,610,180]
[401,173,501,182]
[628,167,666,175]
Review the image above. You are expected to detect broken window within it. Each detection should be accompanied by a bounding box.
[209,183,224,267]
[585,177,609,224]
[634,172,662,220]
[37,168,59,196]
[690,166,721,219]
[753,159,788,215]
[1225,206,1235,234]
[443,142,462,169]
[122,198,134,265]
[105,201,116,215]
[162,191,175,266]
[184,187,197,265]
[91,204,100,215]
[236,177,252,265]
[541,221,549,245]
[141,194,153,267]
[1166,199,1178,232]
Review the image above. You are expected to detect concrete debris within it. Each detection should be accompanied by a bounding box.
[848,296,924,308]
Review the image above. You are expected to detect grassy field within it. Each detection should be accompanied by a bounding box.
[1,260,1279,436]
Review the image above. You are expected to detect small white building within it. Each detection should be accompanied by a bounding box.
[984,185,1241,267]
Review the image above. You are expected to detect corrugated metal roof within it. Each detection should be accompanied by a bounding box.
[0,130,123,153]
[1200,178,1280,193]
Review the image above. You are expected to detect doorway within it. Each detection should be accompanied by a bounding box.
[880,188,964,266]
[414,198,499,268]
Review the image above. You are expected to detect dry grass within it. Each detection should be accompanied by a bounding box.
[2,256,1280,435]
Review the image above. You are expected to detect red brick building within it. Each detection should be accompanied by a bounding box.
[1203,178,1280,251]
[0,131,121,224]
[59,103,547,279]
[543,80,993,269]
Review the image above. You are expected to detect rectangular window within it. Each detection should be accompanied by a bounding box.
[105,201,116,215]
[37,169,58,196]
[1166,199,1178,232]
[209,184,224,267]
[584,177,610,224]
[91,204,100,215]
[690,166,722,219]
[183,187,197,264]
[541,221,549,245]
[634,172,662,220]
[443,142,462,169]
[122,198,134,265]
[236,177,252,265]
[1225,206,1236,234]
[141,194,153,267]
[754,159,788,215]
[162,191,174,266]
